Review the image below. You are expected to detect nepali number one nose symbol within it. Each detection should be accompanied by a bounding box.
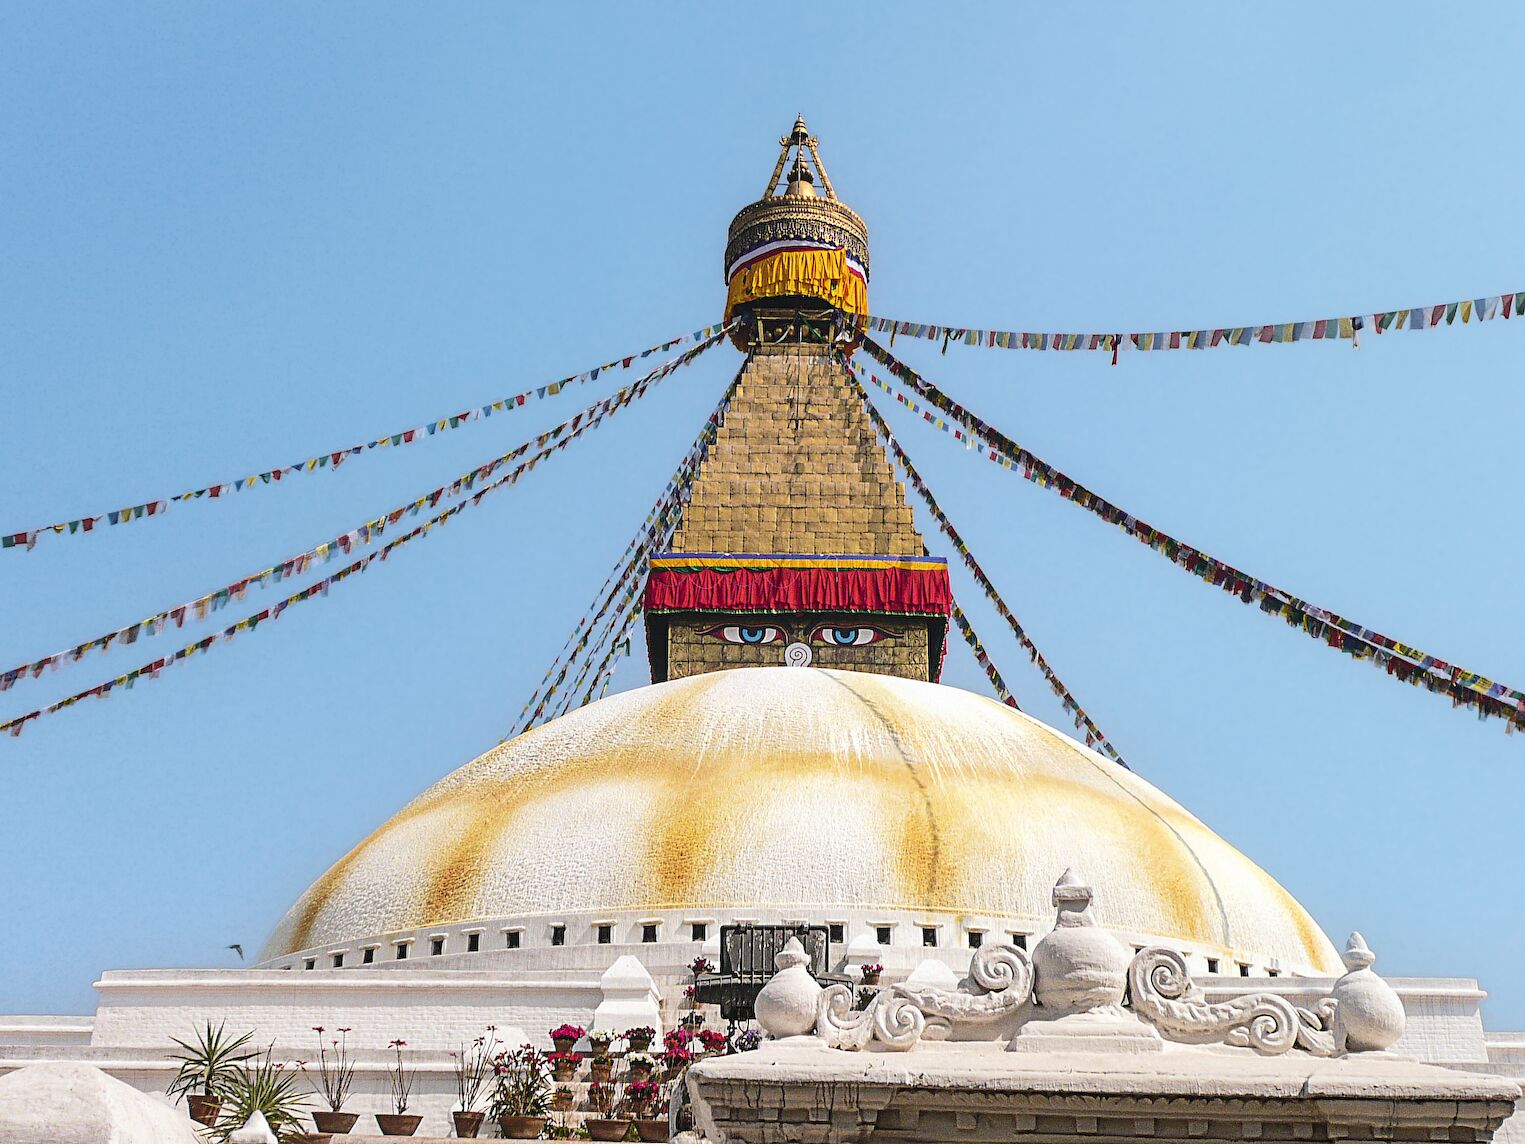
[784,642,813,667]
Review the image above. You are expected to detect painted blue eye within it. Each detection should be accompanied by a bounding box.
[704,624,784,645]
[810,625,891,647]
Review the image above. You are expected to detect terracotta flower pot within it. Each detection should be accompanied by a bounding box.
[590,1062,613,1082]
[374,1112,422,1136]
[635,1117,670,1142]
[552,1036,577,1053]
[313,1109,359,1133]
[552,1092,574,1112]
[627,1035,652,1053]
[861,972,881,986]
[498,1114,545,1139]
[626,1063,653,1082]
[586,1117,632,1141]
[552,1061,578,1082]
[452,1109,486,1137]
[186,1094,220,1127]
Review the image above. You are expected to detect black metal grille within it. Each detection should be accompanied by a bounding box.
[694,924,844,1022]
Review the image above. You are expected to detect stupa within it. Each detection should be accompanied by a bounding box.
[0,119,1519,1143]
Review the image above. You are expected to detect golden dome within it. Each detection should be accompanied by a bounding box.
[262,668,1340,974]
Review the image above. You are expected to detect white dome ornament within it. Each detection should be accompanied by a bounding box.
[754,937,823,1040]
[1010,868,1164,1053]
[783,641,813,667]
[1330,931,1406,1054]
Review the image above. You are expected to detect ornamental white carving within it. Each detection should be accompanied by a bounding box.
[1128,947,1335,1057]
[816,942,1033,1051]
[787,871,1402,1059]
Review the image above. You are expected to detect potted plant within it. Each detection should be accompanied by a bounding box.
[297,1025,358,1134]
[688,956,715,978]
[487,1043,550,1139]
[624,1051,657,1082]
[584,1080,629,1141]
[448,1026,501,1138]
[659,1047,693,1083]
[548,1023,585,1054]
[732,1028,763,1053]
[624,1026,655,1054]
[166,1020,257,1127]
[212,1047,311,1143]
[547,1051,580,1082]
[375,1039,420,1137]
[695,1029,727,1057]
[588,1029,619,1055]
[627,1079,665,1140]
[589,1052,614,1083]
[679,987,704,1030]
[551,1084,575,1112]
[860,962,883,987]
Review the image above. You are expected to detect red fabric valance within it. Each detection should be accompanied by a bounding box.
[644,562,951,616]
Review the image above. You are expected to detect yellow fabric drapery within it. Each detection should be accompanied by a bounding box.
[724,247,868,319]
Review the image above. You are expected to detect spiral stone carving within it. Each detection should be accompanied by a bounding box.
[872,993,927,1049]
[1128,948,1320,1057]
[815,943,1031,1052]
[970,942,1033,995]
[816,984,876,1050]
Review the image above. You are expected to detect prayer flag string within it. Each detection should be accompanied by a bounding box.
[0,333,726,739]
[849,290,1523,361]
[949,597,1022,712]
[3,320,732,552]
[851,371,1128,767]
[852,334,1525,736]
[514,367,741,735]
[0,332,729,698]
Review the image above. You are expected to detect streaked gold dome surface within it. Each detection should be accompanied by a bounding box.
[263,668,1341,973]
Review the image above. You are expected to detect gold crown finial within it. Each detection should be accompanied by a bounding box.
[764,114,834,201]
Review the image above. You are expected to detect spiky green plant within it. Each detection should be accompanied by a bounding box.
[166,1020,257,1101]
[213,1048,311,1143]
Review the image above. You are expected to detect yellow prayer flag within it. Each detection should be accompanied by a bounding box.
[1460,300,1473,323]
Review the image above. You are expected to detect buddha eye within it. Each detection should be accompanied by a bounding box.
[810,625,891,647]
[704,624,785,646]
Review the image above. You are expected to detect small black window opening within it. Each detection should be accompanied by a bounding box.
[506,931,521,949]
[875,926,892,946]
[597,925,613,945]
[467,932,480,953]
[303,958,315,970]
[331,953,344,968]
[641,924,658,943]
[1206,957,1220,974]
[1009,933,1026,950]
[828,923,844,944]
[362,947,376,964]
[395,943,408,960]
[551,925,566,947]
[968,931,983,949]
[921,927,938,948]
[1239,963,1251,977]
[430,938,444,957]
[691,922,707,942]
[1268,967,1279,978]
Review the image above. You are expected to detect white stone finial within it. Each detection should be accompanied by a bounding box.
[1050,868,1097,927]
[1342,931,1376,971]
[755,937,822,1039]
[1331,931,1405,1054]
[1031,868,1129,1014]
[229,1111,278,1144]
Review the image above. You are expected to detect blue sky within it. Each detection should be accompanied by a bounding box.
[2,3,1523,1027]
